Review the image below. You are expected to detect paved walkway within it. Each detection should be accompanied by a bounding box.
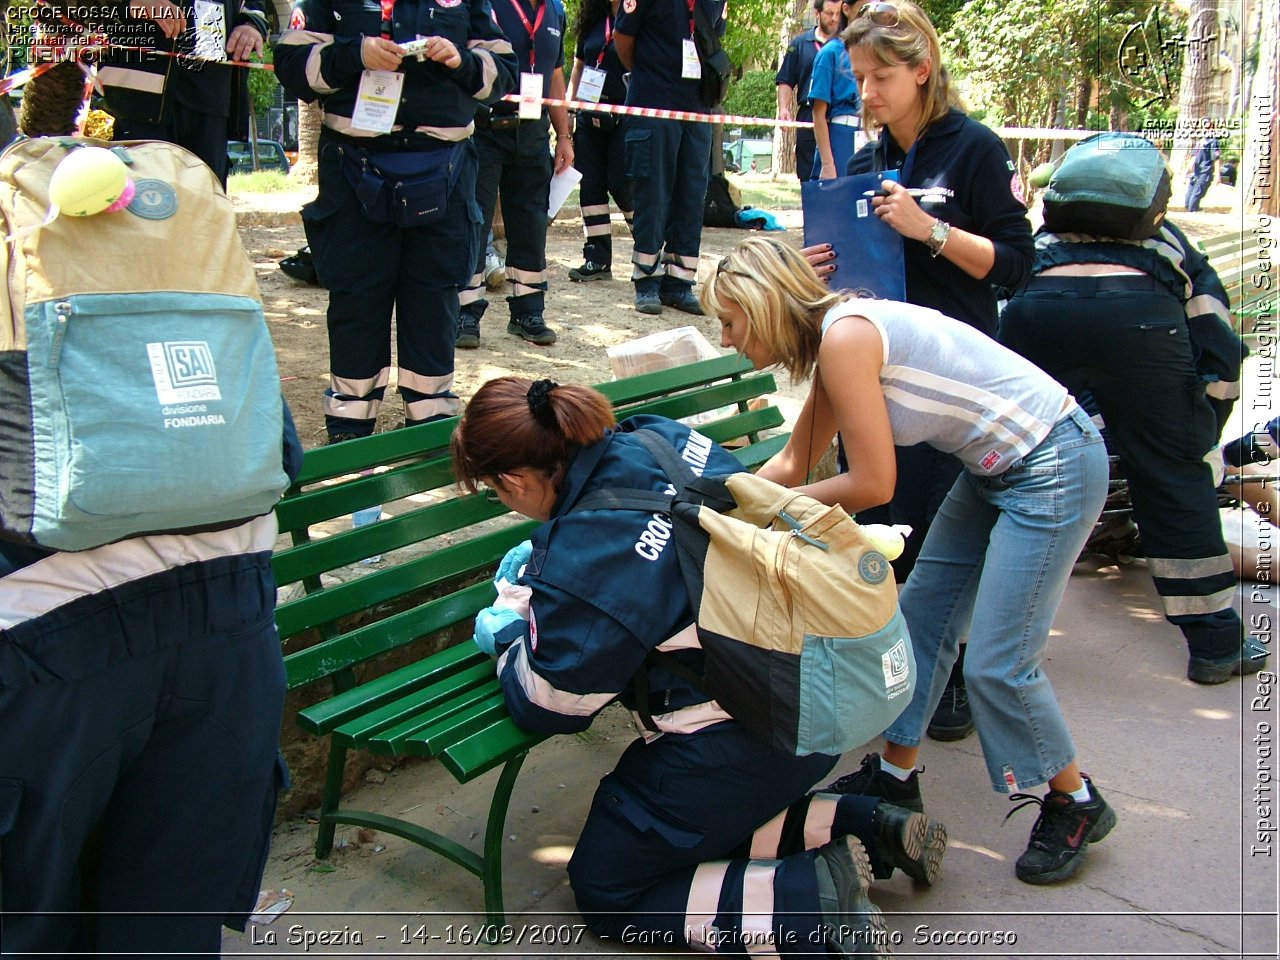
[225,359,1279,958]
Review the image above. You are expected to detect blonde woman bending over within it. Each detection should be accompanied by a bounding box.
[703,236,1115,886]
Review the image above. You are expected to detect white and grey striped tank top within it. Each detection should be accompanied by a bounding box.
[821,299,1074,476]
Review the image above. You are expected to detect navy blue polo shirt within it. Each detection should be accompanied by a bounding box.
[775,27,825,121]
[578,16,628,105]
[615,0,724,111]
[491,0,566,95]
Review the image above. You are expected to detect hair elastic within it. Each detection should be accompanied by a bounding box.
[527,379,559,428]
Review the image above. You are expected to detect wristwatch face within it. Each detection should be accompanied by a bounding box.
[930,220,949,245]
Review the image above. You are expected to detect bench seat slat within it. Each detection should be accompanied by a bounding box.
[295,640,488,733]
[616,375,776,423]
[436,716,549,782]
[331,662,497,744]
[731,434,789,470]
[291,422,456,488]
[592,352,754,404]
[698,407,785,446]
[381,691,510,756]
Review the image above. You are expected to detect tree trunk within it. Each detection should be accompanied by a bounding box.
[1240,0,1277,216]
[1170,0,1218,181]
[289,99,322,187]
[772,0,808,179]
[1075,75,1092,129]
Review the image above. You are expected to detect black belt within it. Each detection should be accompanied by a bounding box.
[477,107,543,131]
[1026,273,1159,294]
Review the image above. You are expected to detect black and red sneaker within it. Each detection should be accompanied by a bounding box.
[1008,775,1116,884]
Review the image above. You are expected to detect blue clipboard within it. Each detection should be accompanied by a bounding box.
[801,170,905,302]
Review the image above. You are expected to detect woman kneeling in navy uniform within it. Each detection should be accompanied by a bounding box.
[451,377,947,957]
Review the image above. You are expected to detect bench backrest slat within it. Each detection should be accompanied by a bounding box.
[274,493,508,586]
[278,522,536,640]
[286,578,498,688]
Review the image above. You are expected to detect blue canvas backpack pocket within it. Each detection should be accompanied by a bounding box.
[20,292,287,551]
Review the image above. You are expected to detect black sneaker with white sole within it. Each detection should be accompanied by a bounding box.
[1008,775,1115,884]
[568,260,611,282]
[825,753,925,813]
[508,314,557,345]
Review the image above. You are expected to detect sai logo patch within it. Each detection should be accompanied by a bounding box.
[881,638,911,697]
[858,549,890,584]
[147,341,222,404]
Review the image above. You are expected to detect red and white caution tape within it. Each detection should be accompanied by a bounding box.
[501,93,813,129]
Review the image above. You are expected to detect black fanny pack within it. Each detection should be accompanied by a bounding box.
[338,142,464,228]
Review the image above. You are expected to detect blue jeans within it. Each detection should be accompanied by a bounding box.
[885,407,1107,792]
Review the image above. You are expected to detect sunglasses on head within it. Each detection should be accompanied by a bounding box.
[856,1,900,26]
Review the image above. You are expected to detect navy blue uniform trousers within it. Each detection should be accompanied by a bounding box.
[461,117,553,321]
[568,724,881,954]
[0,557,287,957]
[305,131,479,435]
[624,116,711,293]
[999,274,1241,658]
[573,113,633,267]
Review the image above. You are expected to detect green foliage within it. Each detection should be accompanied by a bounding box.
[562,0,580,63]
[228,169,294,192]
[943,0,1184,131]
[723,69,776,132]
[247,45,278,116]
[724,0,791,70]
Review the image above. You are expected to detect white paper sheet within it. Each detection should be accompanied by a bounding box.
[547,166,583,218]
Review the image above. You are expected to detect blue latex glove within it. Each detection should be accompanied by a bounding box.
[473,605,529,657]
[496,540,533,585]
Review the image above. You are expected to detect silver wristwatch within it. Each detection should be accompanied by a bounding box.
[925,219,952,257]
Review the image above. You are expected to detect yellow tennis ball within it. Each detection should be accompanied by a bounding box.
[861,524,906,561]
[1028,161,1056,189]
[48,147,130,217]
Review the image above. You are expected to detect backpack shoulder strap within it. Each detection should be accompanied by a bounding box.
[568,428,696,515]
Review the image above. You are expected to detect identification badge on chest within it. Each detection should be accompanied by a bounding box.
[193,0,227,60]
[577,66,606,104]
[518,71,542,120]
[681,38,701,79]
[351,70,405,134]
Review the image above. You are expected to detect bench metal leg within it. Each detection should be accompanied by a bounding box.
[315,738,349,859]
[481,753,527,928]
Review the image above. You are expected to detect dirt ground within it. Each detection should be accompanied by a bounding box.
[233,178,1241,451]
[234,187,811,450]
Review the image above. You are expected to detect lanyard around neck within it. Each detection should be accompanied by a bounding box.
[509,0,547,72]
[596,15,613,67]
[380,0,394,39]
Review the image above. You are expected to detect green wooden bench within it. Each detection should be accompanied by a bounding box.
[272,353,789,925]
[1201,225,1277,336]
